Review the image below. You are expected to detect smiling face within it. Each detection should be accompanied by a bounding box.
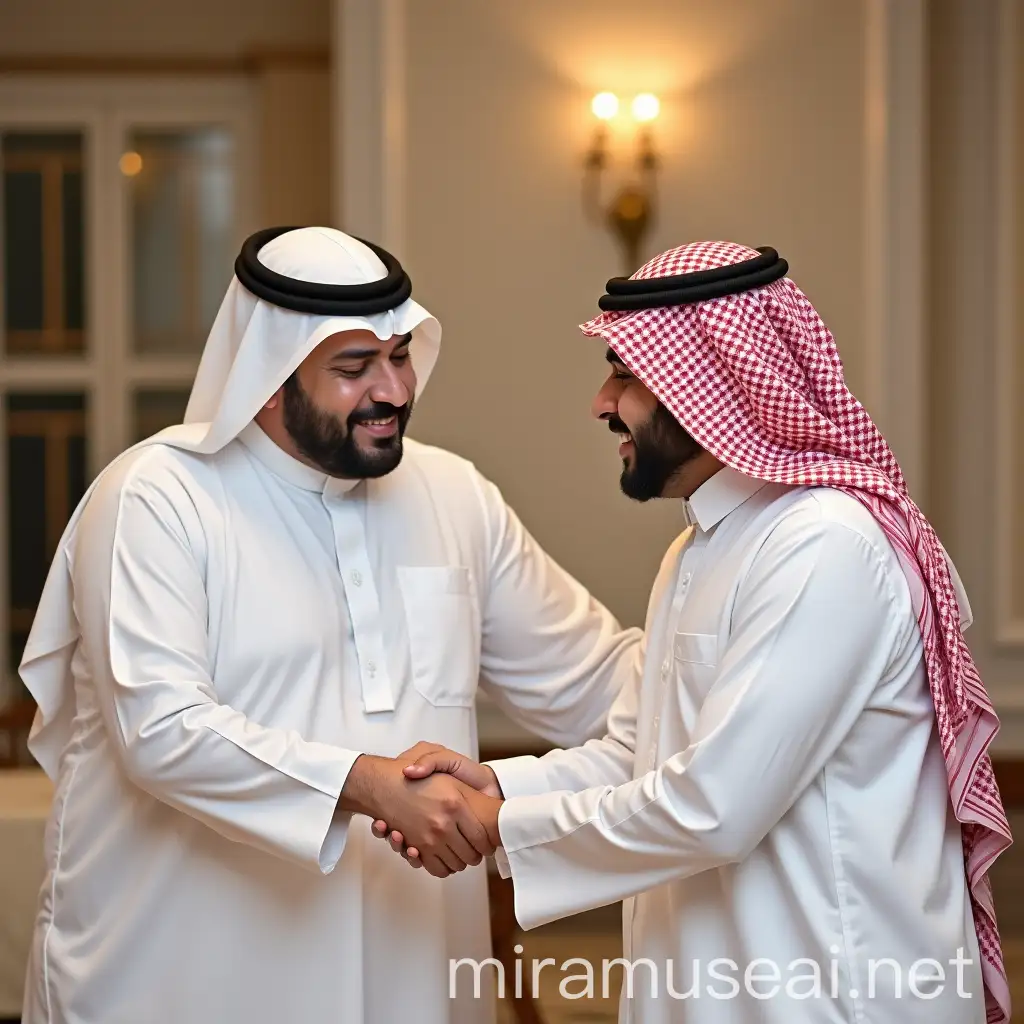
[257,328,417,478]
[591,347,711,501]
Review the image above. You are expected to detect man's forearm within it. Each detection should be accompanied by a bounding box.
[338,753,392,818]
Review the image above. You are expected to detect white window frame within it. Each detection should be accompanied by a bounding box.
[0,75,258,701]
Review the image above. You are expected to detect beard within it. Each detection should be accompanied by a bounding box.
[281,372,413,479]
[609,404,704,502]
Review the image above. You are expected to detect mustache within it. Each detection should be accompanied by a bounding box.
[348,401,409,426]
[606,415,630,435]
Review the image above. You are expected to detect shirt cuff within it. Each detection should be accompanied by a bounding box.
[496,795,588,932]
[485,754,556,800]
[493,846,512,879]
[314,748,363,873]
[497,788,588,854]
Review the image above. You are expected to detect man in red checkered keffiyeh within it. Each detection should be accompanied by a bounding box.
[577,240,1012,1021]
[381,240,1012,1024]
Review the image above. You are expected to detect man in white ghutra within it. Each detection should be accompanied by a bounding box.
[16,226,641,1024]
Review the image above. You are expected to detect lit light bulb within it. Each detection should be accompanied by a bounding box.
[119,152,143,177]
[631,93,660,123]
[591,92,619,121]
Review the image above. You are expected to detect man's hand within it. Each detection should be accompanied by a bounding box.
[339,754,495,877]
[376,786,503,869]
[396,742,503,797]
[370,743,504,868]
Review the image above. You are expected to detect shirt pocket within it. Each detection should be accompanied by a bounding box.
[672,631,720,704]
[673,631,719,667]
[396,565,479,707]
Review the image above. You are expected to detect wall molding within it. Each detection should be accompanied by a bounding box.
[863,0,927,500]
[332,0,406,249]
[994,0,1024,648]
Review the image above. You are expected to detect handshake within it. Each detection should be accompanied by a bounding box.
[341,742,504,878]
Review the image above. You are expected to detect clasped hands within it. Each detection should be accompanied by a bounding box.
[355,742,503,878]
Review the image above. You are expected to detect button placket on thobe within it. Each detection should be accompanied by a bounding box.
[650,533,705,771]
[325,486,395,713]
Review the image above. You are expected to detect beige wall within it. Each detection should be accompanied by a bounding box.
[0,0,873,633]
[258,67,332,228]
[6,0,1021,741]
[398,0,868,632]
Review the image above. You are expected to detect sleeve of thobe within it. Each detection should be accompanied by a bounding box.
[486,529,689,801]
[495,514,908,929]
[471,472,643,754]
[488,648,641,800]
[73,469,361,874]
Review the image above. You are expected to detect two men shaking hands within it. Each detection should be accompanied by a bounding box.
[340,743,502,877]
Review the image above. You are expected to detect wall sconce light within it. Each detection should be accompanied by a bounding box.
[584,91,660,274]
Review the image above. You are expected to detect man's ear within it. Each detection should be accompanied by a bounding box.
[262,387,283,412]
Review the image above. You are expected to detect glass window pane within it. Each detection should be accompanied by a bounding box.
[133,387,190,443]
[3,171,43,330]
[6,392,87,673]
[2,132,86,354]
[128,127,235,354]
[63,169,85,331]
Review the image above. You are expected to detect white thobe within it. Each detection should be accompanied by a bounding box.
[490,469,985,1024]
[21,422,641,1024]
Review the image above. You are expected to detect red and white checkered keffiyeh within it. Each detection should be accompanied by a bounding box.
[581,240,1012,1022]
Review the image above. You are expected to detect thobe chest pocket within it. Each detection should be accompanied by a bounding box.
[672,631,720,703]
[396,565,479,707]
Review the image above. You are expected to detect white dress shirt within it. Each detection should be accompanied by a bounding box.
[21,423,641,1024]
[490,468,984,1024]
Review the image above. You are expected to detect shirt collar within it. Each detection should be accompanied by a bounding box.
[682,465,770,532]
[236,421,360,495]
